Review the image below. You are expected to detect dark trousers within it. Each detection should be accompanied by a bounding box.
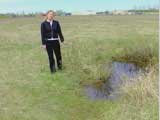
[46,40,62,72]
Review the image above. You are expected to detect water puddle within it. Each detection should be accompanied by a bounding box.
[84,61,143,100]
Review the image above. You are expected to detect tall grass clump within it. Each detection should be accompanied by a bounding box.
[112,47,158,68]
[122,65,158,104]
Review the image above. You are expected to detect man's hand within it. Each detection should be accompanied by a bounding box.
[41,45,46,50]
[60,38,64,43]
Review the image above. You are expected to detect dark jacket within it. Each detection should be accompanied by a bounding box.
[40,20,64,45]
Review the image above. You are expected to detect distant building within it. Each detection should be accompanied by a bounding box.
[72,10,96,15]
[111,10,129,15]
[64,13,72,16]
[96,11,109,15]
[127,12,135,15]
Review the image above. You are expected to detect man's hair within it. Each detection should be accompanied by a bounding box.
[44,10,56,21]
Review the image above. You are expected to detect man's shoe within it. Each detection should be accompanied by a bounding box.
[51,66,56,73]
[58,65,62,70]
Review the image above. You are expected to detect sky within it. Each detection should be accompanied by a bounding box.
[0,0,159,13]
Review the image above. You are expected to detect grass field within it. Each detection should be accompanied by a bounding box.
[0,15,158,120]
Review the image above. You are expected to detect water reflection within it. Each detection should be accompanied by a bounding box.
[85,62,142,100]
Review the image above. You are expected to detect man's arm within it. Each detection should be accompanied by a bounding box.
[57,21,64,42]
[41,22,46,45]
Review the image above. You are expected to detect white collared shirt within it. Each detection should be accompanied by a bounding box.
[49,20,53,27]
[46,20,59,41]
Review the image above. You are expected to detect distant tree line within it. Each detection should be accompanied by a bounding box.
[55,10,71,16]
[0,12,38,18]
[0,7,158,18]
[128,8,159,13]
[0,10,72,18]
[96,11,109,15]
[95,8,158,15]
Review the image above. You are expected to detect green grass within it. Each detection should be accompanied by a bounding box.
[0,15,158,120]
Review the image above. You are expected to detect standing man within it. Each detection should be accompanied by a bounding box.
[40,10,64,74]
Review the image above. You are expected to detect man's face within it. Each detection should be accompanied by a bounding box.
[47,12,54,20]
